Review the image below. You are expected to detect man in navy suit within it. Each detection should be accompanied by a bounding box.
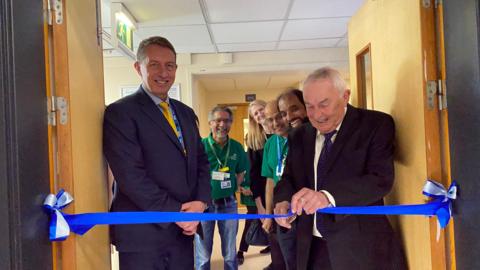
[103,36,211,270]
[274,67,406,270]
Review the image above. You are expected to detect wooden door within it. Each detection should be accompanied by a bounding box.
[0,1,52,269]
[46,0,110,269]
[220,103,249,148]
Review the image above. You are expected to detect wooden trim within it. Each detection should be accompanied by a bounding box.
[419,2,455,269]
[436,2,456,269]
[43,0,58,268]
[51,0,77,269]
[355,43,373,109]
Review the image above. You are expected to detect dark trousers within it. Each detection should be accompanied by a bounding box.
[307,237,332,270]
[269,227,287,270]
[239,205,257,252]
[277,223,296,270]
[119,236,194,270]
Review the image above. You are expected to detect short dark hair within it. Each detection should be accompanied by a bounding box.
[208,106,233,122]
[277,88,305,108]
[136,36,176,63]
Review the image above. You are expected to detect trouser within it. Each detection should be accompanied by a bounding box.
[239,205,257,252]
[194,197,239,270]
[118,235,194,270]
[277,223,297,270]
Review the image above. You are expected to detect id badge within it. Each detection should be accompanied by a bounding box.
[220,180,232,189]
[276,164,284,177]
[212,171,225,181]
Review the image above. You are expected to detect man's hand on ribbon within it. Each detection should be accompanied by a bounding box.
[175,201,206,235]
[274,201,291,229]
[291,188,329,215]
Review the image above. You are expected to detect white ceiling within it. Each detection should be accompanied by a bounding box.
[102,0,365,54]
[102,0,362,93]
[195,70,314,92]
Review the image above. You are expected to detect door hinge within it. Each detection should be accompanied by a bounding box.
[49,0,63,25]
[435,0,443,8]
[426,80,447,111]
[437,79,447,110]
[48,96,68,126]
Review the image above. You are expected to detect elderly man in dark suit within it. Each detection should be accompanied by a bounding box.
[103,36,210,270]
[274,67,406,270]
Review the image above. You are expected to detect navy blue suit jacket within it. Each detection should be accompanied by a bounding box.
[103,87,211,252]
[275,105,406,270]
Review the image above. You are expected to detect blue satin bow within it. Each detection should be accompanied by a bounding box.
[44,179,457,241]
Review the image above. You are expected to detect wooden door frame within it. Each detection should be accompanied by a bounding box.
[355,43,374,109]
[419,1,456,269]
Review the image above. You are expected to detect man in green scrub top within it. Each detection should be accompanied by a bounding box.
[194,106,248,270]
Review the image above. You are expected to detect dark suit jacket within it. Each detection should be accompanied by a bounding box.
[103,87,211,252]
[275,105,406,270]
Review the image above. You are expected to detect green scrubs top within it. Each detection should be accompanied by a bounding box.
[261,134,288,186]
[202,134,248,200]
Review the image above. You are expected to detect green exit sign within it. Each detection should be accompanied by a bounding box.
[116,20,133,51]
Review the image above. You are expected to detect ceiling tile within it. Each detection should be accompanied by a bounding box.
[205,0,290,23]
[175,44,216,53]
[336,37,348,47]
[123,0,205,25]
[136,25,212,48]
[289,0,365,19]
[211,21,283,43]
[281,18,349,40]
[278,38,341,50]
[217,42,277,53]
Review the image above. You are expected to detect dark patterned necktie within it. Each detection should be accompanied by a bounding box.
[316,130,337,234]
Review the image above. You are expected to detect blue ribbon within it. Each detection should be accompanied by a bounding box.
[44,179,457,241]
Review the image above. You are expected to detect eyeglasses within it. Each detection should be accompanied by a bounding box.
[211,118,232,124]
[263,113,284,125]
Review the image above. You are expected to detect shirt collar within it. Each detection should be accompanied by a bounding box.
[208,133,229,148]
[142,85,170,105]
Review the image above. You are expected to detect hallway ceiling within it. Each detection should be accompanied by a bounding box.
[102,0,364,54]
[102,0,360,93]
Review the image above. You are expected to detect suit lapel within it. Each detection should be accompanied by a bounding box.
[135,89,184,153]
[303,124,317,189]
[324,104,359,173]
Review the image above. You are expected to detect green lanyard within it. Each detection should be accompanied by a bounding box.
[208,138,231,171]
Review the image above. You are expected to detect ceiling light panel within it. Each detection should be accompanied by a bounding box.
[217,42,277,53]
[278,38,340,50]
[204,0,290,23]
[289,0,365,19]
[282,18,350,40]
[124,0,205,25]
[211,21,283,43]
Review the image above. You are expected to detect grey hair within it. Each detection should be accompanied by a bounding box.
[136,36,176,63]
[208,106,233,122]
[304,67,347,95]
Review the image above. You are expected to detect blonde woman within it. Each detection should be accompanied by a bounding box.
[237,100,272,266]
